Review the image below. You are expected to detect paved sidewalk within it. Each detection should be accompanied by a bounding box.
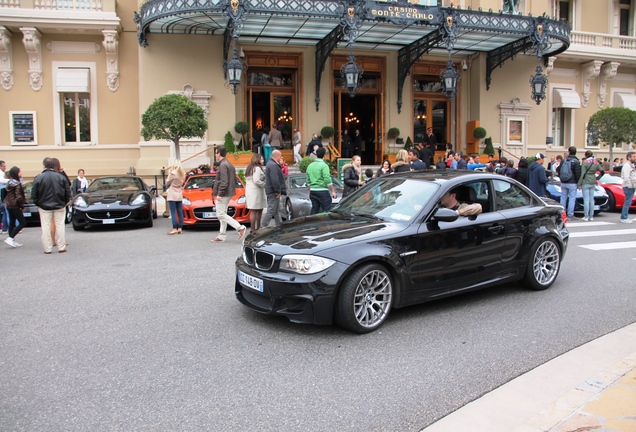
[422,323,636,432]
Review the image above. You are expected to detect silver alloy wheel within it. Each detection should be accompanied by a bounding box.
[532,240,560,286]
[285,200,293,220]
[353,269,392,328]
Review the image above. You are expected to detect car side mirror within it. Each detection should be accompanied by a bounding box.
[148,185,157,196]
[432,207,459,223]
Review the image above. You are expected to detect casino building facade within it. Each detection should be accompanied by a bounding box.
[1,0,635,179]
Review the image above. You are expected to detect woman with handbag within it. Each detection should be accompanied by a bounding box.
[3,166,26,248]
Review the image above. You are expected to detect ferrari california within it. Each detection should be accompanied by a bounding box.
[71,176,157,230]
[236,171,569,333]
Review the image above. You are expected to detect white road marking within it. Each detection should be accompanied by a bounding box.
[579,241,636,251]
[569,229,636,238]
[566,221,615,228]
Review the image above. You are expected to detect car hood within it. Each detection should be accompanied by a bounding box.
[183,188,244,205]
[245,212,408,257]
[79,190,146,205]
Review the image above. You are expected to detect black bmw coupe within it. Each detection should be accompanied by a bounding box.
[235,171,569,334]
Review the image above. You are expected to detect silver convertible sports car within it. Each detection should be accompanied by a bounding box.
[279,173,344,221]
[71,176,157,230]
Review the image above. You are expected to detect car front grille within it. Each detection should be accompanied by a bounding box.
[243,247,275,271]
[194,206,235,218]
[86,210,131,220]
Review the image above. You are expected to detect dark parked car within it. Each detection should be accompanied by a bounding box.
[236,171,569,333]
[545,176,608,215]
[22,181,71,226]
[71,176,157,230]
[279,173,344,221]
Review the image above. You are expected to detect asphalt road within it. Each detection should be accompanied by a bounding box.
[1,212,635,431]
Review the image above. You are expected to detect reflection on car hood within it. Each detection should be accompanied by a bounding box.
[183,187,243,204]
[81,190,144,204]
[246,212,407,256]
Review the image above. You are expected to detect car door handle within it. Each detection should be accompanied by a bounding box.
[488,225,504,234]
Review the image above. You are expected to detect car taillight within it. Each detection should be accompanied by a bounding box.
[562,211,568,225]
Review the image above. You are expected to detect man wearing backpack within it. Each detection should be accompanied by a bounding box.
[556,146,581,219]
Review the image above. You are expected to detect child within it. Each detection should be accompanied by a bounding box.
[364,168,374,184]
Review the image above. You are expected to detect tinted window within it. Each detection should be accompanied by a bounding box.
[334,178,438,222]
[88,177,143,192]
[493,179,532,210]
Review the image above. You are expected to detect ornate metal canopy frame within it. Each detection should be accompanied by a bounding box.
[136,0,571,111]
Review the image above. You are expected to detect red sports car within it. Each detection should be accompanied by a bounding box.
[598,172,636,211]
[181,173,250,226]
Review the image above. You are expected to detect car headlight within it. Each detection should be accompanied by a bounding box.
[131,194,147,205]
[237,195,246,204]
[183,197,191,206]
[74,196,88,208]
[279,254,336,274]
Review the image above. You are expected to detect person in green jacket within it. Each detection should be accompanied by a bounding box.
[578,150,604,222]
[306,147,337,215]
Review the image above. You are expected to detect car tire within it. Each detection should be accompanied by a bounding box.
[606,190,616,211]
[522,237,561,291]
[65,208,72,224]
[142,216,153,228]
[72,222,84,231]
[285,199,294,221]
[334,263,393,334]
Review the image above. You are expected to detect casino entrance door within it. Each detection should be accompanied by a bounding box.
[332,56,384,165]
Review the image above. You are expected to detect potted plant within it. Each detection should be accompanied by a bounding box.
[321,126,335,144]
[483,137,495,156]
[473,126,487,149]
[404,136,413,150]
[234,121,250,151]
[387,127,400,141]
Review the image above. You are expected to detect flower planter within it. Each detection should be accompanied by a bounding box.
[229,153,254,166]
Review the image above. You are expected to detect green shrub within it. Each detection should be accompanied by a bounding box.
[483,137,495,156]
[320,126,335,140]
[404,136,413,150]
[237,169,246,185]
[473,127,487,140]
[223,131,236,153]
[299,157,315,173]
[234,121,250,150]
[387,127,400,140]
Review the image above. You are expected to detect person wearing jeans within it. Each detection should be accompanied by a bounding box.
[578,150,604,222]
[166,159,185,235]
[620,151,636,224]
[556,146,581,219]
[211,146,246,242]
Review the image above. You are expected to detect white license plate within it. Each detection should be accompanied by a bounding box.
[203,212,217,218]
[23,212,31,217]
[594,205,601,210]
[238,270,264,292]
[102,219,115,224]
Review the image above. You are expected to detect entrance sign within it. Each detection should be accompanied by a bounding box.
[368,4,439,25]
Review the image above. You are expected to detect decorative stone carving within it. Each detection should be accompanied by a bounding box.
[545,56,557,76]
[598,62,620,108]
[102,30,119,92]
[20,27,42,91]
[0,27,13,91]
[580,60,602,108]
[499,98,532,153]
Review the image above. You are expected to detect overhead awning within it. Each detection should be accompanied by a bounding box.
[614,93,636,110]
[56,68,90,93]
[553,88,581,109]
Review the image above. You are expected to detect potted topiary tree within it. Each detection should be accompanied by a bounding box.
[321,126,335,144]
[234,121,250,151]
[387,127,400,142]
[473,126,487,149]
[483,137,495,157]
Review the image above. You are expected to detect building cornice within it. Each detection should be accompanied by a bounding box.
[0,9,120,33]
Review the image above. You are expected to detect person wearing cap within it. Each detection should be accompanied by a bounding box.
[527,153,550,197]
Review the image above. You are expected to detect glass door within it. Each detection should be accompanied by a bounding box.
[272,93,295,149]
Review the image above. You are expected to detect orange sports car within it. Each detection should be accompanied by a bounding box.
[181,173,250,227]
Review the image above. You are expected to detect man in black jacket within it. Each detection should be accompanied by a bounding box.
[32,157,71,254]
[261,150,287,228]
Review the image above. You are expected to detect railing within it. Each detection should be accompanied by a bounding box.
[570,30,636,51]
[0,0,103,10]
